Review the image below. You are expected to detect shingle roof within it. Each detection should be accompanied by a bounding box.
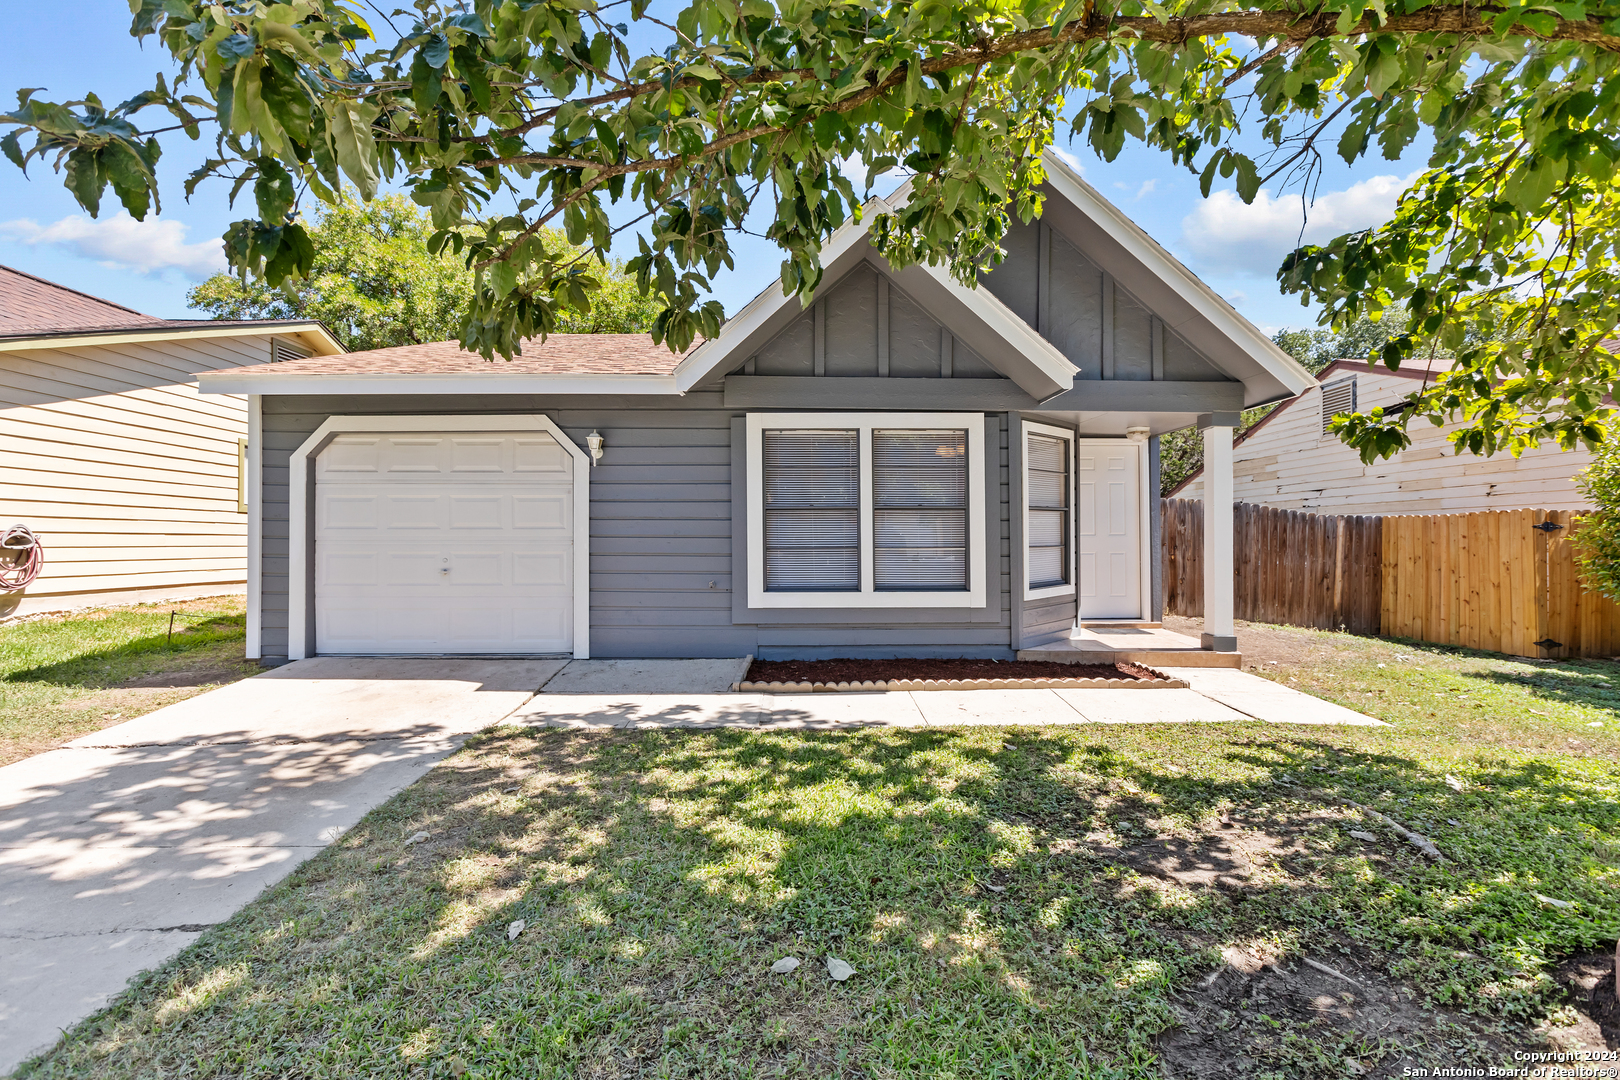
[214,335,689,378]
[0,263,165,334]
[0,262,332,344]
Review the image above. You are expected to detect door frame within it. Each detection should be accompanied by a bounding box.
[1075,437,1153,623]
[286,414,591,661]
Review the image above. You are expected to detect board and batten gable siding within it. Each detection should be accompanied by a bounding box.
[981,217,1231,384]
[1175,368,1592,514]
[258,396,1017,660]
[743,259,1001,379]
[0,334,288,600]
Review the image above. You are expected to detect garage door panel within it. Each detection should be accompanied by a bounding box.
[514,551,569,586]
[515,439,570,473]
[322,552,378,586]
[322,496,377,530]
[451,438,505,472]
[453,553,504,585]
[384,496,442,529]
[514,495,568,530]
[315,430,576,655]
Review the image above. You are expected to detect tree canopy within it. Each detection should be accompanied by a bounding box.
[187,192,658,349]
[5,0,1619,460]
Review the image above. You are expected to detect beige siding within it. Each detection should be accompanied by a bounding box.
[1,334,280,600]
[1178,369,1591,515]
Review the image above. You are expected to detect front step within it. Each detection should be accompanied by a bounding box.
[1018,629,1242,669]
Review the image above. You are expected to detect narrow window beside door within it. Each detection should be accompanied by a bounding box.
[1026,432,1069,589]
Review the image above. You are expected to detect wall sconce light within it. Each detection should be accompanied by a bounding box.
[1125,426,1151,443]
[586,430,605,465]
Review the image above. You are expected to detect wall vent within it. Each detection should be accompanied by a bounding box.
[271,338,313,364]
[1320,377,1357,436]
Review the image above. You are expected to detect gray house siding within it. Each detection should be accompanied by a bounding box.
[258,394,1017,661]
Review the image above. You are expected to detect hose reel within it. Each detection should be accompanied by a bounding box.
[0,525,44,593]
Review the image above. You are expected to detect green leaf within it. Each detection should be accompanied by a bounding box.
[325,99,380,200]
[62,147,104,216]
[254,157,296,222]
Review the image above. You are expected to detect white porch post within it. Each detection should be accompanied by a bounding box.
[1199,413,1237,652]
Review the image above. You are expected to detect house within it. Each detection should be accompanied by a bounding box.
[198,150,1315,664]
[0,265,343,618]
[1169,360,1593,514]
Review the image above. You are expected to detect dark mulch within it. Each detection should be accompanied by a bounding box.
[744,657,1156,683]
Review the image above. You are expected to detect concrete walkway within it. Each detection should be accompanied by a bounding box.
[0,658,565,1073]
[0,656,1377,1072]
[512,667,1383,729]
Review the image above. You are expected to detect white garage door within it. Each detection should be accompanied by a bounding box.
[315,431,574,655]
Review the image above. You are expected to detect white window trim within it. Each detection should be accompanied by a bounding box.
[285,414,591,661]
[745,411,986,609]
[1022,421,1077,602]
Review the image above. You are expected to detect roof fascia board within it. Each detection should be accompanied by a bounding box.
[1037,151,1315,405]
[0,321,344,355]
[196,371,680,396]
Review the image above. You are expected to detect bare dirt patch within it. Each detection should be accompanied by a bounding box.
[745,656,1153,683]
[1158,941,1514,1078]
[1550,949,1620,1052]
[1164,614,1350,670]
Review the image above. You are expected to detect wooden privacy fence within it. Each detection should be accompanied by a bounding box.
[1161,499,1382,634]
[1381,509,1620,659]
[1163,501,1620,657]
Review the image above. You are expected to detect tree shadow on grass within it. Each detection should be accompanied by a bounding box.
[25,723,1620,1079]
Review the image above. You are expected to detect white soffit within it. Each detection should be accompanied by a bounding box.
[197,371,680,396]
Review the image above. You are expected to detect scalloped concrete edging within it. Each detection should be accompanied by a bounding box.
[733,669,1188,693]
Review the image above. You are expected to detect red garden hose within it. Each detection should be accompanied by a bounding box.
[0,525,43,592]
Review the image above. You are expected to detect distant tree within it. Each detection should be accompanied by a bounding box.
[1157,314,1407,496]
[188,195,658,351]
[1575,441,1620,603]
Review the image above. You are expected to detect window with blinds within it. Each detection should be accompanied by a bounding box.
[1321,377,1357,436]
[762,430,860,591]
[1026,432,1069,589]
[873,429,968,591]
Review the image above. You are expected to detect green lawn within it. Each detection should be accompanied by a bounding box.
[12,620,1620,1079]
[0,596,256,765]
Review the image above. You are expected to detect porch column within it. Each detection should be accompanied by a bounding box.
[1199,413,1237,652]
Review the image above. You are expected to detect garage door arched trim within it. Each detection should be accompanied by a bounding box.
[285,414,591,661]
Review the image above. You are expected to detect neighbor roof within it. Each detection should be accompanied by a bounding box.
[196,334,689,394]
[0,263,345,352]
[0,263,162,335]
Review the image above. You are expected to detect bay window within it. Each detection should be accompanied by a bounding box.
[746,413,985,608]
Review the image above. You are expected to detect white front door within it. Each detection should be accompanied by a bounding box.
[314,431,574,654]
[1077,440,1146,620]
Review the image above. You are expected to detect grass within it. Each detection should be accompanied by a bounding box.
[0,595,256,765]
[12,621,1620,1079]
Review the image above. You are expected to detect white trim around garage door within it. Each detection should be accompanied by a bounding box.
[285,414,591,661]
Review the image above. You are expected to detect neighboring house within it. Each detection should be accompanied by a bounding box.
[0,265,343,617]
[1170,360,1592,514]
[200,150,1314,663]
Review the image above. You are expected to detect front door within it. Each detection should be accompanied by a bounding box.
[1077,440,1146,620]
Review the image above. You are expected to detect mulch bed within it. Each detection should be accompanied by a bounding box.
[740,658,1170,691]
[747,658,1154,683]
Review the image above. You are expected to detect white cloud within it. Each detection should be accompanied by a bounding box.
[0,212,224,279]
[1135,178,1158,200]
[1049,145,1087,177]
[1178,171,1421,277]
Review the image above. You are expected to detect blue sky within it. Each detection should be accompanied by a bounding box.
[0,4,1430,335]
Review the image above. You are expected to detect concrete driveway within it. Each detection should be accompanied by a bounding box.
[0,657,564,1073]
